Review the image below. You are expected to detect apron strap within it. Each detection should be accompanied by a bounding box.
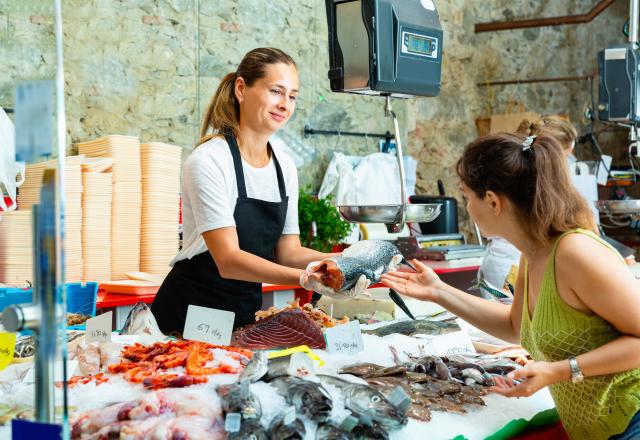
[225,130,288,201]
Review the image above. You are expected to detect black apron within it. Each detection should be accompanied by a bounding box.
[151,131,288,334]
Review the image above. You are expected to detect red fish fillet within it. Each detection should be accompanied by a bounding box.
[231,309,326,350]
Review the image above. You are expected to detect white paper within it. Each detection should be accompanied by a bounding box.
[183,305,234,345]
[430,330,476,356]
[325,320,364,355]
[571,174,599,225]
[597,155,612,186]
[86,312,112,343]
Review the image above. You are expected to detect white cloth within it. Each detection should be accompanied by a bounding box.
[478,237,521,297]
[0,108,25,212]
[171,136,299,265]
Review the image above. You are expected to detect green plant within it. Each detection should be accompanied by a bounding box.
[298,188,352,252]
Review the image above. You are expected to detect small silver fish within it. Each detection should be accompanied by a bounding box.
[315,423,350,440]
[120,302,164,339]
[268,413,305,439]
[227,419,268,440]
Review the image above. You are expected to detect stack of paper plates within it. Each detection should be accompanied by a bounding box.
[16,156,84,282]
[0,211,33,284]
[78,136,141,280]
[81,158,113,282]
[140,142,182,276]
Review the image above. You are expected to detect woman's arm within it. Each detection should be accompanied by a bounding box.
[203,228,303,285]
[381,259,521,343]
[273,234,338,269]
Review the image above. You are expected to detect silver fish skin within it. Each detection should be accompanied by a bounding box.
[268,414,305,440]
[227,419,269,440]
[269,377,333,423]
[324,240,403,291]
[240,351,269,383]
[318,375,407,431]
[351,422,390,440]
[120,302,164,338]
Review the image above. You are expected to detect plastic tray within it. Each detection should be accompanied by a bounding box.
[0,287,33,312]
[100,280,161,295]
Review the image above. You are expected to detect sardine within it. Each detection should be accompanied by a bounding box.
[363,318,460,337]
[318,375,407,431]
[120,302,164,340]
[309,240,403,292]
[268,413,305,440]
[269,377,333,423]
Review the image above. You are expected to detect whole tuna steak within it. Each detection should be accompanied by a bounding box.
[309,240,403,292]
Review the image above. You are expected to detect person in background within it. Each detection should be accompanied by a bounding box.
[478,115,579,300]
[382,132,640,440]
[152,48,336,334]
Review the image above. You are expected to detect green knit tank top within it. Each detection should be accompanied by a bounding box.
[520,229,640,440]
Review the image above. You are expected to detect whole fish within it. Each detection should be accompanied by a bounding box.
[227,419,269,440]
[363,318,460,338]
[308,240,403,292]
[120,302,164,339]
[268,413,305,440]
[269,377,333,423]
[219,380,262,420]
[319,375,407,431]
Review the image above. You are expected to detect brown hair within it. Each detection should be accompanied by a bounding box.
[456,133,596,245]
[197,47,297,146]
[517,115,578,151]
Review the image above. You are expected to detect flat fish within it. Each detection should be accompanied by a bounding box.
[309,240,403,292]
[231,309,326,350]
[363,318,460,338]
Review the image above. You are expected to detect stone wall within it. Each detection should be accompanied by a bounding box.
[0,0,630,237]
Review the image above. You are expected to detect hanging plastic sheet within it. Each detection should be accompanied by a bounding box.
[318,151,417,205]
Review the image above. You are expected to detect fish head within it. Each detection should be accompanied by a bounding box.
[349,386,407,429]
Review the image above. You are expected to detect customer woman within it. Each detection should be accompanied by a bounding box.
[382,133,640,439]
[152,48,333,333]
[478,115,581,299]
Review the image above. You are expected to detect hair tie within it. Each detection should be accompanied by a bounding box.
[522,135,536,151]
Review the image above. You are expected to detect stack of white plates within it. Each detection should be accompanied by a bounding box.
[16,156,84,282]
[0,211,33,284]
[81,158,113,282]
[78,135,141,280]
[140,142,182,276]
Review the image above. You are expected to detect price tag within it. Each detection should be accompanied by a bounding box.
[430,331,476,356]
[86,312,112,343]
[325,320,364,355]
[12,419,62,440]
[224,413,241,433]
[0,333,16,371]
[183,305,234,345]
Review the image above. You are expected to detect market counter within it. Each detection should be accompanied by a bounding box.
[97,258,481,328]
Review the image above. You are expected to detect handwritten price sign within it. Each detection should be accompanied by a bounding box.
[0,333,16,371]
[86,312,112,343]
[325,320,364,355]
[184,305,234,345]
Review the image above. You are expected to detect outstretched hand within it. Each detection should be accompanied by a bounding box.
[491,361,568,398]
[380,259,442,302]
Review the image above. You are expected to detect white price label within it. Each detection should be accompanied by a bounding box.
[183,305,234,345]
[325,320,364,355]
[86,312,112,343]
[431,330,476,356]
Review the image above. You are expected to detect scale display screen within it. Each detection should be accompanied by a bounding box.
[401,31,438,59]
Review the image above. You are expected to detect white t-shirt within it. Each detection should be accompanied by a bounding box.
[171,136,300,265]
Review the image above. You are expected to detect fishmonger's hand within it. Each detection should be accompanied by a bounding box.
[299,260,371,299]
